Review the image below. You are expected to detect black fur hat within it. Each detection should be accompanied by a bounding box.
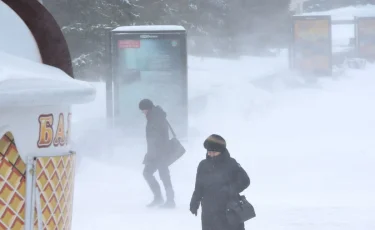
[204,134,227,152]
[139,99,154,110]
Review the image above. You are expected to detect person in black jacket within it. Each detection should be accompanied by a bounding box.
[139,99,175,208]
[190,134,250,230]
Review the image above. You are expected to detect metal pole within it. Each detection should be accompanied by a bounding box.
[35,188,43,230]
[24,157,35,230]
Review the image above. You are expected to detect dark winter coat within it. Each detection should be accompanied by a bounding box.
[190,150,250,230]
[143,105,170,165]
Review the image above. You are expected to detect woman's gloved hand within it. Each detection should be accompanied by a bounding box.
[190,206,198,216]
[190,202,199,216]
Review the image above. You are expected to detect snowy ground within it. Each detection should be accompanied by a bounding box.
[70,51,375,229]
[69,5,375,230]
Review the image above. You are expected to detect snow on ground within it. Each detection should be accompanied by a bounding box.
[70,52,375,229]
[69,5,375,230]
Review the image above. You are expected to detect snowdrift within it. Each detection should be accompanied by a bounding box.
[70,4,375,230]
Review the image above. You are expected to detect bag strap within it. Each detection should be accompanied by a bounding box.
[166,120,177,138]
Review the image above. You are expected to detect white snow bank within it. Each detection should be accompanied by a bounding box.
[0,1,41,62]
[0,51,96,107]
[187,54,288,97]
[71,55,375,229]
[300,4,375,20]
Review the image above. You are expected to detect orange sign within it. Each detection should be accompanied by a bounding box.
[37,113,72,148]
[291,16,332,75]
[356,17,375,60]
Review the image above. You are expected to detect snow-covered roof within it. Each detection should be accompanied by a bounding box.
[289,0,308,11]
[112,25,185,32]
[0,51,96,107]
[0,1,41,63]
[297,5,375,20]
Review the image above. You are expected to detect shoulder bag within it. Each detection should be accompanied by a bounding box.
[166,120,186,166]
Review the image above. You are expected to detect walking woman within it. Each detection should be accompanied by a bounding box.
[189,134,250,230]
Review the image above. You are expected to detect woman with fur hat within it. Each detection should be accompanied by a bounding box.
[190,134,250,230]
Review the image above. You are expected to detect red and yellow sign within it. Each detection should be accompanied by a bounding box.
[356,17,375,60]
[37,113,72,148]
[292,16,332,75]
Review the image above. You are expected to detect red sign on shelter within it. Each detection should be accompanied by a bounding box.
[118,40,140,48]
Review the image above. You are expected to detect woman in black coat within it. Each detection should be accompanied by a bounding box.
[190,134,250,230]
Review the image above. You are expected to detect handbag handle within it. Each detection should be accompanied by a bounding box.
[166,120,177,138]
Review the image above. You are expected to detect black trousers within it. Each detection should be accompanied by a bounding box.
[143,163,174,201]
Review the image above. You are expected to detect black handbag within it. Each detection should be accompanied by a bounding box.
[226,195,256,226]
[166,120,186,166]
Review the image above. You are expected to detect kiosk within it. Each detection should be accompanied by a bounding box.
[0,52,95,230]
[0,1,96,229]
